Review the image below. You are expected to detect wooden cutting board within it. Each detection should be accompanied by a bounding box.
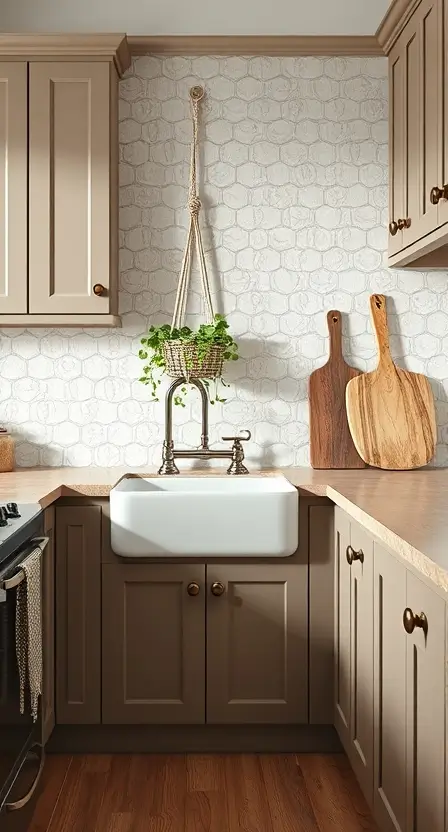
[346,294,436,470]
[309,310,366,469]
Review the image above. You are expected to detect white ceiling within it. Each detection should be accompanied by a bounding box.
[1,0,390,36]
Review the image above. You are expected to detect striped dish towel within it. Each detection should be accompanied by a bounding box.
[15,547,42,722]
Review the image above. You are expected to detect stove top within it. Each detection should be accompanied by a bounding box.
[0,503,42,564]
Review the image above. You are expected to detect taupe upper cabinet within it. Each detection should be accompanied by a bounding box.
[0,63,27,313]
[0,34,130,326]
[379,0,448,267]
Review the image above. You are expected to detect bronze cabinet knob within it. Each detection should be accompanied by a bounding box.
[403,607,427,635]
[430,185,448,205]
[187,582,200,596]
[389,220,398,236]
[93,283,106,296]
[211,581,225,596]
[396,218,411,230]
[346,545,364,566]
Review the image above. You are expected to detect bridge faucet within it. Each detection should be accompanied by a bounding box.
[158,377,251,476]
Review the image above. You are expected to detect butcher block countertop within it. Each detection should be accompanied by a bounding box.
[2,465,448,592]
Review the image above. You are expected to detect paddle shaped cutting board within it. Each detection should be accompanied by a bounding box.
[309,310,366,469]
[346,294,436,470]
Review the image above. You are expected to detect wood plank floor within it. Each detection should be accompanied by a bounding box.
[27,754,378,832]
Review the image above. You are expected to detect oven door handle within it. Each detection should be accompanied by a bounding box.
[5,744,45,811]
[0,536,49,592]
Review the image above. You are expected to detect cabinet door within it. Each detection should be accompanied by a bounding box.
[439,0,448,228]
[403,0,439,247]
[206,564,307,724]
[389,37,406,257]
[405,572,446,832]
[348,522,374,805]
[102,564,205,724]
[373,544,407,832]
[388,0,439,255]
[29,62,111,314]
[0,63,27,313]
[42,507,55,745]
[55,506,101,724]
[334,507,351,750]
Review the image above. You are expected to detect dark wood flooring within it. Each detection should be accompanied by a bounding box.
[26,753,378,831]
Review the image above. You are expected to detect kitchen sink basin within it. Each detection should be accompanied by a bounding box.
[110,475,299,557]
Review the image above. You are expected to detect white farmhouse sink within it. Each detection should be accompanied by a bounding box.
[110,475,299,558]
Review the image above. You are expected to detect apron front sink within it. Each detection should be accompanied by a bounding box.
[110,475,299,557]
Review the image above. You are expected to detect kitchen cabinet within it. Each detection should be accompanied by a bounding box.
[0,62,27,313]
[373,543,407,832]
[380,0,448,267]
[374,543,446,832]
[335,507,447,832]
[42,507,55,745]
[102,564,205,724]
[206,564,307,724]
[101,561,307,726]
[55,505,101,724]
[334,507,374,805]
[0,34,130,326]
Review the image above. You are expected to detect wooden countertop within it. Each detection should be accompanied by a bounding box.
[2,466,448,592]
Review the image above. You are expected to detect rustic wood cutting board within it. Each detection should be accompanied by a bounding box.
[346,294,437,470]
[309,310,366,469]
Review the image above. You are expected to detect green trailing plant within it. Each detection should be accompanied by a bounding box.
[138,314,239,406]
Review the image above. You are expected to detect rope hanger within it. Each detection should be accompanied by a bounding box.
[171,85,215,332]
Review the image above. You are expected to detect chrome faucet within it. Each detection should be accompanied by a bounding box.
[158,377,251,475]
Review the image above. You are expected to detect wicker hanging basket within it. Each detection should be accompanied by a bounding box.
[163,85,224,382]
[163,342,224,380]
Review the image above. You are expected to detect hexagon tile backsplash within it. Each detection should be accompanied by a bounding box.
[2,54,448,468]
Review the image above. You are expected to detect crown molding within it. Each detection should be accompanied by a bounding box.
[0,33,131,75]
[376,0,421,54]
[127,34,383,57]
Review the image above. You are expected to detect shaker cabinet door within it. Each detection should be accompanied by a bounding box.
[405,572,446,832]
[29,62,111,314]
[334,507,352,750]
[102,564,205,724]
[55,506,102,724]
[373,543,407,832]
[347,522,374,805]
[206,564,307,724]
[0,63,27,313]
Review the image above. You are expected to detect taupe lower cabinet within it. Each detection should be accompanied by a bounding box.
[102,565,205,724]
[101,562,306,725]
[335,507,447,832]
[55,505,101,724]
[334,507,374,805]
[42,506,55,744]
[206,564,307,724]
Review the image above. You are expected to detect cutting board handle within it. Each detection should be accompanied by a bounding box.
[327,310,343,359]
[370,294,393,366]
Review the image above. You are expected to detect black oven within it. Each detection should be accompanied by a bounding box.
[0,526,46,827]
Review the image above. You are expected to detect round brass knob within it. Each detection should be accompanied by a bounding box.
[346,545,364,566]
[211,581,225,597]
[389,220,398,236]
[93,283,106,296]
[187,582,200,596]
[403,607,427,635]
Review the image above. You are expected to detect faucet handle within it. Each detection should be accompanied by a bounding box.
[221,429,251,443]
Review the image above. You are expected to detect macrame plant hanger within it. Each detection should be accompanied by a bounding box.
[163,85,224,382]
